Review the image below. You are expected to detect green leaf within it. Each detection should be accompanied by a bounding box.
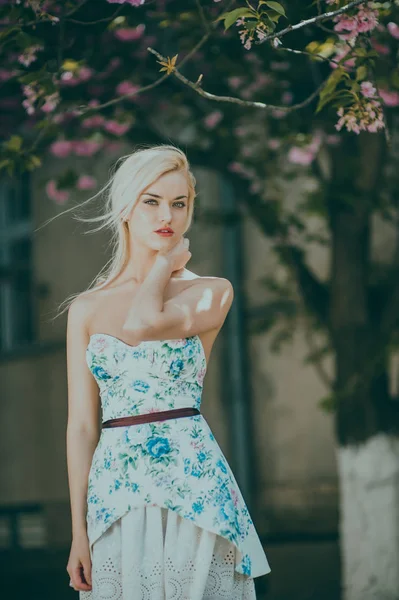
[5,135,23,152]
[318,394,336,413]
[0,159,12,172]
[25,155,42,171]
[316,67,345,113]
[259,1,286,17]
[216,8,256,30]
[356,65,367,81]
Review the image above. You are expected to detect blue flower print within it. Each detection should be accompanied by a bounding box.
[197,451,207,463]
[169,359,184,378]
[191,465,202,478]
[216,459,227,474]
[124,481,140,493]
[241,554,252,576]
[184,340,197,359]
[92,366,112,380]
[131,379,150,393]
[192,500,204,514]
[146,436,171,458]
[219,499,236,522]
[110,480,122,493]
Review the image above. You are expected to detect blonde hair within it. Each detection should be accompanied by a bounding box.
[43,144,197,320]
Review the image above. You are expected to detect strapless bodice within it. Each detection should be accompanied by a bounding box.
[86,333,207,423]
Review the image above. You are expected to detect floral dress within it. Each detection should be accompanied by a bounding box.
[80,333,271,599]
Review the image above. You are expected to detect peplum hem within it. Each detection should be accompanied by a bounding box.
[87,499,271,579]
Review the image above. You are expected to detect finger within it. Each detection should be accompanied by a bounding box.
[73,566,92,590]
[82,562,92,586]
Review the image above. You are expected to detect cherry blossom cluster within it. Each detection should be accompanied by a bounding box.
[236,17,271,51]
[46,175,97,204]
[332,3,379,42]
[335,99,384,134]
[18,44,43,67]
[22,84,60,115]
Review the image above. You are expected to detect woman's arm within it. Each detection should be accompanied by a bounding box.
[122,253,234,341]
[66,296,100,539]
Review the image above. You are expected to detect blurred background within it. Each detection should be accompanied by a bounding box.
[1,1,399,599]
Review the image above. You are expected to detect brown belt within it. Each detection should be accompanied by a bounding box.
[102,407,200,428]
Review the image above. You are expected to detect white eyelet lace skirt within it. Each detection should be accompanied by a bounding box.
[79,505,257,599]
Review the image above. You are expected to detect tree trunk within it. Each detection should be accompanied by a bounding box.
[329,134,399,600]
[336,435,399,600]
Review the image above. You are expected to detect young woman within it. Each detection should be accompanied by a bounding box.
[63,145,271,598]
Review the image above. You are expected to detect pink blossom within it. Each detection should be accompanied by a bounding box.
[326,134,341,146]
[41,92,59,113]
[107,0,145,5]
[334,17,358,33]
[60,66,93,86]
[360,81,377,98]
[335,99,385,134]
[356,7,378,33]
[82,115,105,128]
[78,66,93,82]
[103,120,132,135]
[77,175,97,190]
[378,89,399,107]
[46,180,70,204]
[387,22,399,39]
[288,147,315,166]
[18,45,43,67]
[73,140,102,156]
[333,6,379,40]
[370,39,390,55]
[227,76,244,90]
[0,68,18,81]
[203,110,223,129]
[50,140,73,158]
[250,179,262,194]
[271,109,287,119]
[114,25,145,41]
[282,91,293,105]
[234,126,248,137]
[241,145,255,157]
[116,81,140,98]
[267,138,281,150]
[227,162,256,179]
[270,61,290,71]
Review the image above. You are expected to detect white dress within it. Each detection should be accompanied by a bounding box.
[79,333,271,599]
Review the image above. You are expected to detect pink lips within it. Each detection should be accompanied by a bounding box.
[155,228,174,236]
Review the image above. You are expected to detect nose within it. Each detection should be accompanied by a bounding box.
[158,203,172,223]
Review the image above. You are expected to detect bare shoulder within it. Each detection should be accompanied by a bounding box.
[67,292,96,335]
[186,273,234,294]
[180,274,234,318]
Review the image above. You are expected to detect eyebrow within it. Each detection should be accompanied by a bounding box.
[143,192,188,200]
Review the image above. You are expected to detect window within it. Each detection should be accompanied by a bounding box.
[0,173,35,351]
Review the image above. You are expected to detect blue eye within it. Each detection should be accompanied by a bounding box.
[144,200,186,208]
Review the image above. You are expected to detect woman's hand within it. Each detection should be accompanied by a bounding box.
[158,236,191,274]
[66,533,92,592]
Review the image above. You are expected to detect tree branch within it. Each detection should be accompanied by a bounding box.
[253,0,368,45]
[147,46,328,112]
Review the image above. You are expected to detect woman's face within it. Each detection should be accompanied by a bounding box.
[127,170,189,250]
